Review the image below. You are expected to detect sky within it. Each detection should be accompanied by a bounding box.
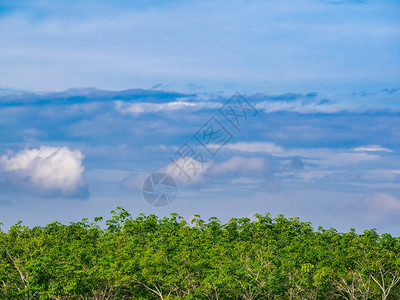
[0,0,399,234]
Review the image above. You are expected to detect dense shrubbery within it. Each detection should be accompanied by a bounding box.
[0,207,399,299]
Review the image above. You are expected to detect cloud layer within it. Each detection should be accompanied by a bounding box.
[0,87,399,234]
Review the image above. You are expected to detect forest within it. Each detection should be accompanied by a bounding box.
[0,207,399,300]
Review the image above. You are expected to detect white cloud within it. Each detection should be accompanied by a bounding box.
[0,146,87,197]
[354,145,393,152]
[163,157,212,185]
[114,100,218,116]
[223,142,283,154]
[115,98,344,117]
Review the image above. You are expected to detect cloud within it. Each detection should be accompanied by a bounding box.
[163,156,270,186]
[223,142,283,154]
[0,146,88,198]
[113,91,345,117]
[119,173,148,192]
[217,141,383,167]
[354,145,393,152]
[115,100,194,115]
[162,157,212,185]
[114,100,219,116]
[113,92,343,116]
[120,156,271,192]
[255,98,341,114]
[0,88,188,107]
[207,157,267,178]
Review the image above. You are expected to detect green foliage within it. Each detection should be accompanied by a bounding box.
[0,210,399,299]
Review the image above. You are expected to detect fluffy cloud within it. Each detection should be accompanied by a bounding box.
[0,146,88,198]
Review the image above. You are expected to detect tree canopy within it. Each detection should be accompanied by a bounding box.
[1,208,399,299]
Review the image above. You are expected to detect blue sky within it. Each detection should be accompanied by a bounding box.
[0,0,399,234]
